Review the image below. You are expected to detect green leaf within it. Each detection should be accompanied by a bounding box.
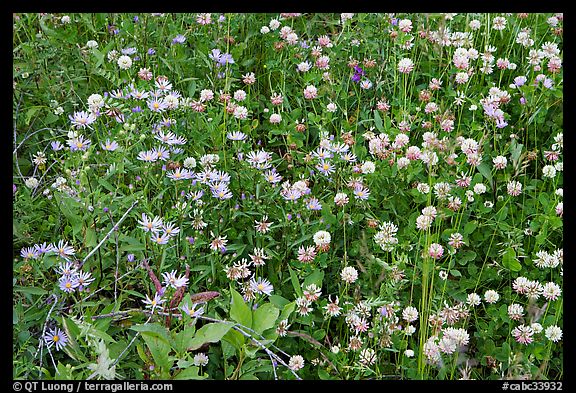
[141,332,172,371]
[173,326,196,355]
[131,323,173,347]
[287,266,303,297]
[463,221,477,235]
[187,322,232,351]
[303,270,324,289]
[173,366,205,380]
[374,110,384,132]
[502,247,522,272]
[229,287,252,328]
[13,286,47,296]
[476,162,493,189]
[252,303,279,334]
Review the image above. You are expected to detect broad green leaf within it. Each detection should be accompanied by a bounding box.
[173,366,205,380]
[141,332,172,371]
[131,323,173,347]
[502,247,521,272]
[252,303,279,334]
[229,287,252,328]
[187,322,232,351]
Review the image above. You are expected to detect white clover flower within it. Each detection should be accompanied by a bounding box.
[25,177,39,189]
[313,230,331,246]
[545,325,563,342]
[542,165,557,178]
[86,40,98,49]
[260,26,270,34]
[61,15,71,24]
[183,157,197,169]
[473,183,487,195]
[341,266,358,283]
[117,55,133,70]
[361,161,376,174]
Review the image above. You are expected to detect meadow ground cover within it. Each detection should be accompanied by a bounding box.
[12,12,563,380]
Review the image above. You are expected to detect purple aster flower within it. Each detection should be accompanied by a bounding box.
[44,327,69,351]
[59,275,79,293]
[148,48,156,55]
[172,34,186,44]
[121,47,137,55]
[127,254,135,262]
[306,197,322,211]
[51,141,64,151]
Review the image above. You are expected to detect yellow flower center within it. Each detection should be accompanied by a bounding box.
[76,142,83,148]
[257,284,265,291]
[65,283,72,289]
[53,336,60,342]
[323,163,329,170]
[153,103,159,109]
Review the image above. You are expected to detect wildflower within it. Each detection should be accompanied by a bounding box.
[51,240,76,259]
[507,303,524,320]
[428,243,444,259]
[303,284,322,302]
[59,275,79,293]
[313,230,331,247]
[542,165,557,178]
[242,72,256,85]
[398,58,414,73]
[402,306,419,323]
[254,216,273,234]
[353,184,370,200]
[341,266,358,284]
[143,293,165,310]
[512,324,534,345]
[24,177,39,189]
[210,235,228,253]
[276,319,290,337]
[69,111,96,129]
[181,302,204,318]
[507,181,522,196]
[324,296,342,317]
[101,139,119,151]
[193,353,209,367]
[303,85,318,99]
[76,271,95,291]
[295,297,313,316]
[542,282,561,301]
[359,348,377,366]
[150,232,170,245]
[138,213,163,233]
[404,349,415,358]
[334,192,349,207]
[44,327,69,351]
[484,290,500,304]
[249,248,269,267]
[269,113,282,124]
[172,34,186,44]
[117,55,132,70]
[86,40,98,49]
[493,155,507,169]
[448,233,464,249]
[161,270,188,289]
[467,293,481,307]
[545,325,563,342]
[288,355,305,371]
[297,246,316,263]
[250,277,274,296]
[492,16,507,31]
